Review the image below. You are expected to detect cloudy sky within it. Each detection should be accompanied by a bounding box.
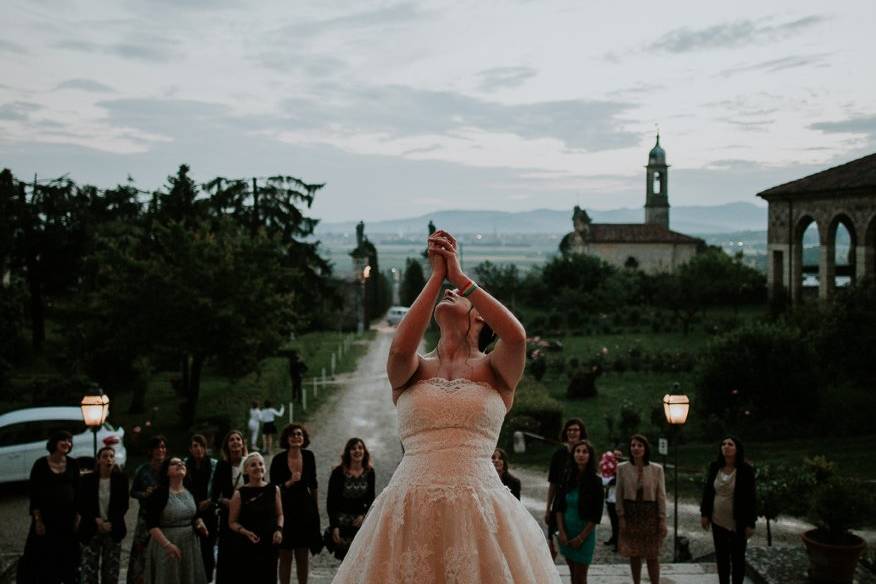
[2,0,875,222]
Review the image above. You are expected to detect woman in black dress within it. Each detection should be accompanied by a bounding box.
[21,430,80,584]
[211,430,247,584]
[326,438,375,560]
[270,424,319,584]
[79,446,129,584]
[228,453,283,583]
[492,448,521,500]
[700,436,756,584]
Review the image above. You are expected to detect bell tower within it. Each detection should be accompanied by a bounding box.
[645,134,670,229]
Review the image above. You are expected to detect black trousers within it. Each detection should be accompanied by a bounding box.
[606,502,619,544]
[712,523,747,584]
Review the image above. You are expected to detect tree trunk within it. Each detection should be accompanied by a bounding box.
[182,354,205,427]
[766,517,773,547]
[18,182,44,351]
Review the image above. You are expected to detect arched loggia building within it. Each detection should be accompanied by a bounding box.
[757,153,876,303]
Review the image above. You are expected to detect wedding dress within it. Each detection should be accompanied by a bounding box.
[331,377,562,584]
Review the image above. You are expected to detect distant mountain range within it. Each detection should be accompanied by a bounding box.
[316,202,767,235]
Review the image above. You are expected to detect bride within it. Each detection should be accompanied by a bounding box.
[332,230,560,583]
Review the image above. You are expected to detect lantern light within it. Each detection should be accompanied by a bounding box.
[663,393,690,426]
[81,388,110,429]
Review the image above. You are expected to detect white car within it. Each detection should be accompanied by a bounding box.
[386,306,410,326]
[0,406,126,482]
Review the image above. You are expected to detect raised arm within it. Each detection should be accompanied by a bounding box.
[432,231,526,390]
[386,236,447,390]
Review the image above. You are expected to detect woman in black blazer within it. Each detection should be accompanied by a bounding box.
[700,436,757,584]
[270,424,319,584]
[554,440,604,584]
[79,446,130,584]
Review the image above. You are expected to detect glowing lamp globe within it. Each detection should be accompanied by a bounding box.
[663,394,690,426]
[81,389,110,429]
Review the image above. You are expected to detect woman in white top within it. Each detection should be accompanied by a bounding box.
[259,400,285,454]
[247,401,261,451]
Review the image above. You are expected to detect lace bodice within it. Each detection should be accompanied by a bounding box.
[398,377,506,457]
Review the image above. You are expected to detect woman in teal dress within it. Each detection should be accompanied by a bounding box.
[555,440,604,584]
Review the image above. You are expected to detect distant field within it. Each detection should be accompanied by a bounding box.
[320,239,560,274]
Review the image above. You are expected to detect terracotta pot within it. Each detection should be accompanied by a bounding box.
[801,529,866,584]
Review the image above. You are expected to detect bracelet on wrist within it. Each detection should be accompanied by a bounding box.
[461,281,478,297]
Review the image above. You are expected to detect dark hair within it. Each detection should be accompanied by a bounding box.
[559,418,587,442]
[478,322,497,352]
[264,400,272,409]
[493,447,510,475]
[190,434,207,449]
[340,438,371,470]
[714,435,746,468]
[629,433,652,465]
[251,400,258,409]
[94,446,121,473]
[221,430,248,461]
[146,435,167,457]
[46,430,73,453]
[157,456,186,488]
[568,440,598,485]
[280,424,310,449]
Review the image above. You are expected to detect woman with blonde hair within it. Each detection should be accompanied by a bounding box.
[227,453,283,584]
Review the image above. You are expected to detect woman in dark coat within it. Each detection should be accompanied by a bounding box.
[270,424,319,584]
[700,436,757,584]
[79,446,129,584]
[128,435,168,584]
[21,430,81,584]
[555,440,604,584]
[326,438,375,560]
[210,430,247,584]
[492,448,521,500]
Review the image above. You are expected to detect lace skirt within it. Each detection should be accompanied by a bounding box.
[618,499,663,560]
[331,455,561,584]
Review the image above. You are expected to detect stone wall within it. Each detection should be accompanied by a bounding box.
[589,242,699,274]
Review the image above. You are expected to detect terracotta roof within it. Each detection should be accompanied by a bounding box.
[757,153,876,199]
[588,223,703,244]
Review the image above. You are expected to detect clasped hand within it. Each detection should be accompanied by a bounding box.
[427,230,464,285]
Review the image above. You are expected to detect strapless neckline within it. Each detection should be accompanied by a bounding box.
[413,376,497,391]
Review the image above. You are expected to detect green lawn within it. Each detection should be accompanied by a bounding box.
[109,330,374,464]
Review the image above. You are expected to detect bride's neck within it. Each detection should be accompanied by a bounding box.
[436,331,474,360]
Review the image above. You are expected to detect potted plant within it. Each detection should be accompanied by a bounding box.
[799,458,873,584]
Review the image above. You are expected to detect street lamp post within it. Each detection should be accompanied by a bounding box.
[663,387,690,562]
[359,265,371,334]
[81,387,110,458]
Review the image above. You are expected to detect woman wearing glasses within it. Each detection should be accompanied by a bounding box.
[270,424,319,584]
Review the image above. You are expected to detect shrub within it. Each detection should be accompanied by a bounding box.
[694,322,819,438]
[507,378,563,441]
[566,364,602,399]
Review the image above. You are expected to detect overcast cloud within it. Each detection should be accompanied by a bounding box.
[1,0,874,222]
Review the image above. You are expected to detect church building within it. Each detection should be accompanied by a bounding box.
[559,135,704,273]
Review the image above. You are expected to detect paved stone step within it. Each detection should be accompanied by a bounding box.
[305,561,756,583]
